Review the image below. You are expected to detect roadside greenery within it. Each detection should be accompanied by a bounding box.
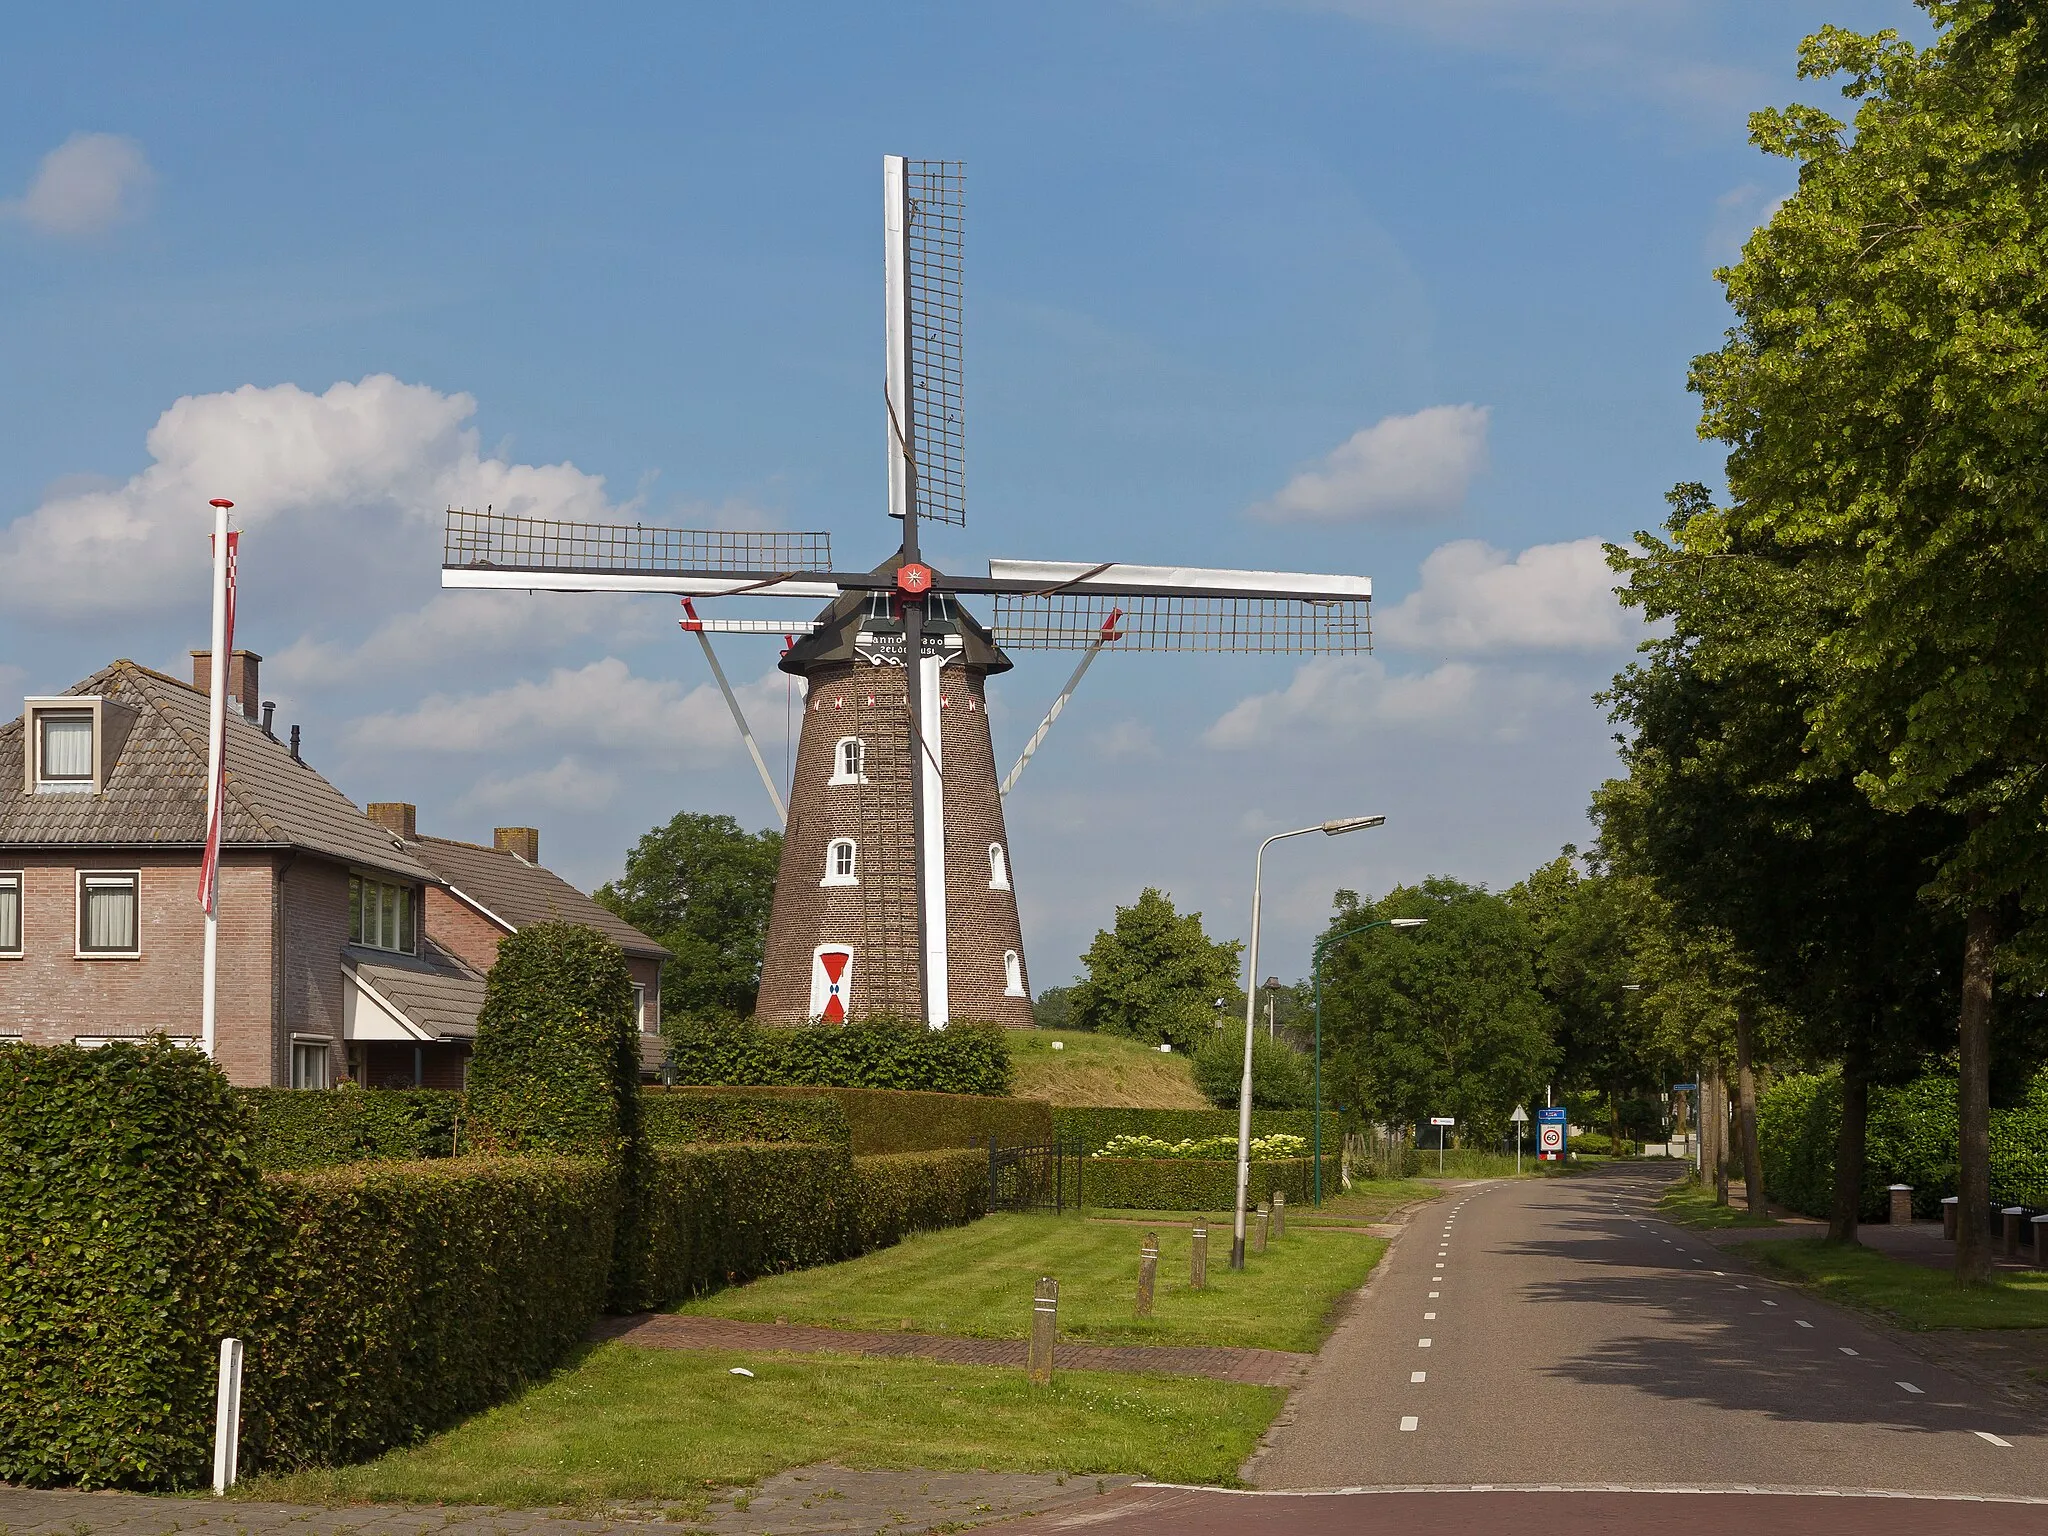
[1733,1239,2048,1330]
[1069,888,1243,1051]
[1658,1177,1779,1231]
[1093,1133,1308,1161]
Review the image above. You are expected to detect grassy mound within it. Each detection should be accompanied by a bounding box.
[1008,1031,1212,1109]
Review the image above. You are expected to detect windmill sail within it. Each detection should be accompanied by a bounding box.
[905,160,965,527]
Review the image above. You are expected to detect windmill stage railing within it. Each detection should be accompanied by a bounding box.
[992,592,1372,653]
[444,508,834,576]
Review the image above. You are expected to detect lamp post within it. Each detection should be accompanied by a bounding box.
[1232,815,1384,1270]
[1309,915,1428,1204]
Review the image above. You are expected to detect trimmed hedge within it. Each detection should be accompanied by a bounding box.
[854,1149,988,1248]
[238,1087,462,1169]
[1080,1154,1340,1210]
[643,1088,851,1147]
[246,1155,615,1472]
[666,1015,1013,1096]
[1052,1107,1316,1155]
[1759,1068,2048,1219]
[0,1041,275,1490]
[649,1084,1048,1154]
[629,1142,855,1310]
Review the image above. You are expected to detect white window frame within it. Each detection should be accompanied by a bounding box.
[0,870,21,959]
[633,982,649,1033]
[291,1035,333,1090]
[75,869,141,959]
[821,838,859,887]
[988,843,1010,891]
[830,736,868,785]
[33,705,96,795]
[1004,949,1027,997]
[348,873,418,955]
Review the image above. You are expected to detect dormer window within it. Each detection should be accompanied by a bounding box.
[349,873,418,954]
[22,696,129,797]
[830,737,868,785]
[38,712,93,787]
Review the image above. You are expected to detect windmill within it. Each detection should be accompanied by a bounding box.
[441,156,1372,1028]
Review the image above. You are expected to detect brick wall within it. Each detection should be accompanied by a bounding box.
[279,855,352,1088]
[937,670,1033,1027]
[0,850,279,1084]
[424,884,509,972]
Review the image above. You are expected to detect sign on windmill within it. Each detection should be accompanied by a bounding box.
[438,156,1374,1031]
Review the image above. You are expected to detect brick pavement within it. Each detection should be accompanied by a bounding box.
[591,1313,1314,1387]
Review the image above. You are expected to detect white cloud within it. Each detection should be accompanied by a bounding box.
[1251,405,1488,523]
[1706,183,1787,268]
[348,656,782,767]
[1090,719,1159,760]
[0,375,618,620]
[1378,537,1631,654]
[456,755,623,814]
[1206,657,1483,747]
[4,133,153,236]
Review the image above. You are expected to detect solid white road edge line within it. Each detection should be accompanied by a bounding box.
[1128,1483,2048,1503]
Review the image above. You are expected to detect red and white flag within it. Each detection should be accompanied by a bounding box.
[197,529,239,911]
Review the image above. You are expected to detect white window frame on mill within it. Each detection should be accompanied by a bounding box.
[76,870,141,959]
[1004,949,1027,998]
[988,843,1010,891]
[822,838,859,887]
[0,870,23,958]
[830,736,868,785]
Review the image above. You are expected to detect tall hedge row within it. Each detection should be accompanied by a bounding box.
[1079,1153,1339,1211]
[642,1087,852,1147]
[853,1149,988,1247]
[652,1083,1048,1153]
[665,1015,1013,1096]
[1051,1106,1316,1155]
[1759,1068,2048,1219]
[238,1088,462,1169]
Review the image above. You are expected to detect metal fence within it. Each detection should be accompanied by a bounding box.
[987,1139,1088,1213]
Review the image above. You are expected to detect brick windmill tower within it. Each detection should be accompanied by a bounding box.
[441,156,1373,1028]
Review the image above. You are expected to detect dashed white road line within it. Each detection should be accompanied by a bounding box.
[1423,1312,1436,1320]
[1763,1300,1778,1307]
[1429,1290,1440,1298]
[1411,1370,1427,1383]
[1977,1431,2013,1448]
[1796,1320,1813,1329]
[1898,1381,1923,1394]
[1418,1337,1432,1348]
[1839,1347,1859,1356]
[1400,1415,1420,1431]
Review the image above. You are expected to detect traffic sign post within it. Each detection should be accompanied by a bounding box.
[1537,1106,1566,1162]
[1430,1116,1455,1174]
[1510,1105,1529,1174]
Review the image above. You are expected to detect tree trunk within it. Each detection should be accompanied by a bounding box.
[1706,1059,1730,1205]
[1955,901,1998,1285]
[1734,1003,1766,1215]
[1828,1038,1868,1244]
[1609,1080,1621,1156]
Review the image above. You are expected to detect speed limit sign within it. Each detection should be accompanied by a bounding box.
[1537,1106,1566,1159]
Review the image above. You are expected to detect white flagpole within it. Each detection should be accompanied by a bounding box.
[201,498,232,1059]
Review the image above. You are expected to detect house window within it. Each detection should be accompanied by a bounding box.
[1004,950,1026,997]
[38,711,94,791]
[633,982,649,1033]
[988,843,1010,891]
[822,838,858,886]
[0,872,20,957]
[76,871,139,957]
[830,736,868,785]
[291,1038,331,1089]
[348,874,417,954]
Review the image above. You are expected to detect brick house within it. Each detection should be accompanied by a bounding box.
[0,656,668,1086]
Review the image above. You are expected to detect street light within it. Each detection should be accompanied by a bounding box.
[1232,815,1385,1270]
[1309,916,1427,1204]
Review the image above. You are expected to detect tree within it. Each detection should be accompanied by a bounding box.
[595,812,782,1019]
[1320,879,1556,1145]
[1193,1030,1312,1110]
[1070,888,1243,1051]
[1690,6,2048,1279]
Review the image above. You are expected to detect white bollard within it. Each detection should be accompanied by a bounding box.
[212,1337,244,1494]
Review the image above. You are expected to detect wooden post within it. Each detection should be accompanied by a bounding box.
[1272,1190,1286,1238]
[2033,1214,2048,1270]
[1190,1221,1208,1289]
[1028,1276,1057,1385]
[1135,1233,1158,1317]
[1254,1201,1270,1254]
[2003,1206,2024,1257]
[1888,1184,1913,1225]
[1942,1196,1959,1241]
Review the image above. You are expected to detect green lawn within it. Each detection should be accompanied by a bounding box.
[1095,1177,1440,1231]
[245,1343,1277,1516]
[679,1210,1385,1352]
[1658,1178,1778,1230]
[1731,1238,2048,1329]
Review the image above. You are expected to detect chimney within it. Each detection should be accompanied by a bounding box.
[367,802,418,841]
[289,724,302,763]
[260,701,276,739]
[189,649,264,721]
[494,826,539,864]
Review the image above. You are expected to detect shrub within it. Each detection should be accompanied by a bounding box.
[1095,1133,1309,1160]
[238,1087,463,1169]
[853,1149,988,1249]
[1079,1154,1339,1211]
[665,1014,1013,1096]
[1051,1106,1315,1154]
[245,1155,615,1472]
[0,1041,275,1490]
[643,1088,851,1147]
[630,1142,855,1309]
[644,1085,1047,1153]
[1192,1031,1312,1109]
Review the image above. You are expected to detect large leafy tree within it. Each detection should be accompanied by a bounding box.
[1320,879,1555,1144]
[1070,887,1243,1051]
[1682,5,2048,1275]
[595,812,782,1019]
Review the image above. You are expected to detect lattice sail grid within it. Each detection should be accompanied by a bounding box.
[906,160,965,528]
[443,508,832,574]
[991,594,1372,653]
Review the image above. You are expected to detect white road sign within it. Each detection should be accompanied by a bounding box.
[1429,1117,1456,1127]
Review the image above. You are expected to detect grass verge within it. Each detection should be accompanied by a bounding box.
[1092,1177,1440,1230]
[680,1210,1383,1352]
[1730,1238,2048,1329]
[1007,1031,1210,1108]
[244,1343,1277,1516]
[1657,1177,1778,1230]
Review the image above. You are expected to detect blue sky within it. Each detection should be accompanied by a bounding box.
[1,1,1928,992]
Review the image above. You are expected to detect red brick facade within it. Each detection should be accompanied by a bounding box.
[421,883,663,1036]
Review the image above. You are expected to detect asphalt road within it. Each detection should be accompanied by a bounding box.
[1249,1162,2044,1496]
